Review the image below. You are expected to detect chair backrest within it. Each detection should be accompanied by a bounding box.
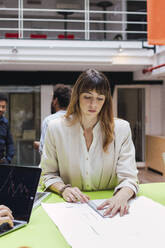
[67,34,74,39]
[5,33,18,38]
[58,34,65,39]
[30,34,47,39]
[58,34,74,39]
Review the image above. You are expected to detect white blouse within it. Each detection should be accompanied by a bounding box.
[40,117,139,194]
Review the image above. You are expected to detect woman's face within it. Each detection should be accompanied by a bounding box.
[79,90,105,118]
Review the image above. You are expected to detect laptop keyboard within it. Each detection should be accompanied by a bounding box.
[0,221,20,235]
[34,192,44,202]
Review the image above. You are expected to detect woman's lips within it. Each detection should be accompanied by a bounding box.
[88,110,96,113]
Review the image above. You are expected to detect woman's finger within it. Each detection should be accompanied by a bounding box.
[102,204,114,217]
[66,192,78,202]
[0,209,14,220]
[0,216,14,228]
[0,205,12,214]
[110,205,121,217]
[123,204,130,215]
[97,200,111,210]
[74,188,89,203]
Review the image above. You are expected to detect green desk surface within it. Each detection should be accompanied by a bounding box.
[1,182,165,248]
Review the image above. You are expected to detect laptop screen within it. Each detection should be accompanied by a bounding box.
[0,165,41,222]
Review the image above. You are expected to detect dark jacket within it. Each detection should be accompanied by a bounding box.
[0,116,14,163]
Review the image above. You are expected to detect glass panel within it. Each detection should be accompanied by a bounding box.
[23,0,84,40]
[90,0,123,41]
[0,0,18,38]
[0,86,40,166]
[126,0,147,40]
[0,0,147,41]
[117,88,145,162]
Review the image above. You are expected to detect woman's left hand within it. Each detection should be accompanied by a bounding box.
[0,205,14,227]
[97,187,134,217]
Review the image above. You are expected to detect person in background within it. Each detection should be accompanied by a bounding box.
[40,68,138,218]
[0,205,14,227]
[50,100,55,114]
[37,84,72,154]
[33,141,40,150]
[0,93,14,164]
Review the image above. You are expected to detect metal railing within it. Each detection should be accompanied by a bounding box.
[0,0,147,41]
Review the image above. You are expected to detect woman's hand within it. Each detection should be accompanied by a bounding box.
[0,205,14,227]
[62,187,90,203]
[97,187,134,217]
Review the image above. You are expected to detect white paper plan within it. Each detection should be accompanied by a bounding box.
[42,196,165,248]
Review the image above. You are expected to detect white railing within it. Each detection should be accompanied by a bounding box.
[0,1,147,41]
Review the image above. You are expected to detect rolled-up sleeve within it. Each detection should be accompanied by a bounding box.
[114,122,139,195]
[40,123,64,190]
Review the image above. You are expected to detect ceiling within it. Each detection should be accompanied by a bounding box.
[0,39,155,81]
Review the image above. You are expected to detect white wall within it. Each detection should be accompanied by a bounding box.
[146,85,163,136]
[40,85,53,126]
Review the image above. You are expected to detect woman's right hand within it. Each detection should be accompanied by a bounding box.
[62,187,90,203]
[0,205,14,227]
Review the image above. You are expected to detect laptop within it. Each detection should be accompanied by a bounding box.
[0,164,41,236]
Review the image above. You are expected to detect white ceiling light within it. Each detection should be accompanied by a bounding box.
[118,45,123,53]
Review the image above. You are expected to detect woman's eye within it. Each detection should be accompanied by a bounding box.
[84,96,91,99]
[97,98,104,101]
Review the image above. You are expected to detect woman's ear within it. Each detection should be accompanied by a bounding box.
[51,98,58,113]
[53,98,58,106]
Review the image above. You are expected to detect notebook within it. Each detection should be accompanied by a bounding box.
[0,164,41,236]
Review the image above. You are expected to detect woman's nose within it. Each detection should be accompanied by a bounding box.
[90,98,97,107]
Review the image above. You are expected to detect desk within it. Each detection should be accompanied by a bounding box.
[0,183,165,248]
[146,135,165,175]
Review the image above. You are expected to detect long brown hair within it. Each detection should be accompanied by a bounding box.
[65,69,114,152]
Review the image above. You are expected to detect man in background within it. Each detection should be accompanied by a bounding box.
[0,93,14,164]
[34,84,71,154]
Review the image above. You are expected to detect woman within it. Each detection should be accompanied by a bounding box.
[0,205,13,227]
[40,69,138,217]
